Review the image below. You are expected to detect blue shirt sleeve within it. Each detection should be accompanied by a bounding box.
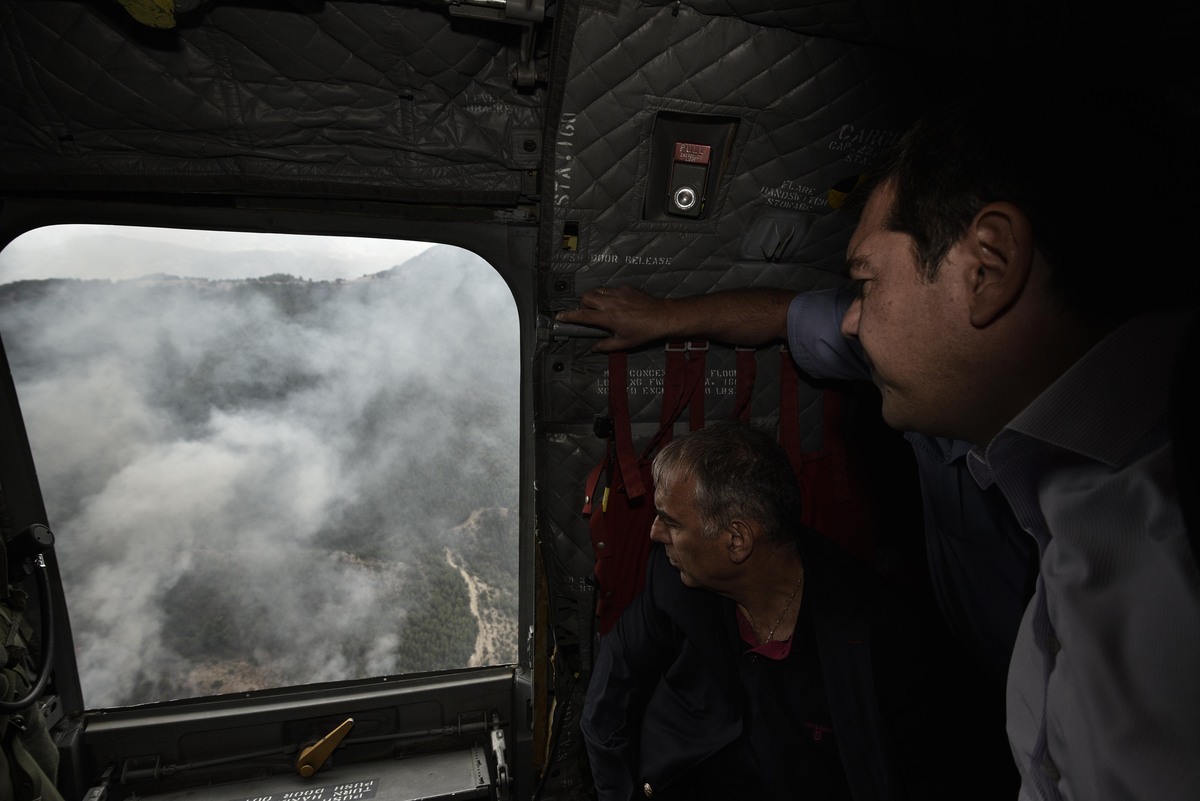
[785,287,869,381]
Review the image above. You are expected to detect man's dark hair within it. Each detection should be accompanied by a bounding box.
[850,77,1199,325]
[651,421,802,545]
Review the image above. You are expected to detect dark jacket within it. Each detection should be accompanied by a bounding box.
[581,534,979,801]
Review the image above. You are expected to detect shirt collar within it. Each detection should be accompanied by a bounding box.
[984,310,1194,468]
[736,607,794,659]
[966,447,995,489]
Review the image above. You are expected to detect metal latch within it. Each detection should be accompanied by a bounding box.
[296,717,355,778]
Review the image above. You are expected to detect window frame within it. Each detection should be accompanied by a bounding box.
[0,196,539,801]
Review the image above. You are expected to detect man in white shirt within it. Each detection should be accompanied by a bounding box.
[834,80,1200,800]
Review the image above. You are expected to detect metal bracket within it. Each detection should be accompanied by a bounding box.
[443,0,546,87]
[489,711,510,800]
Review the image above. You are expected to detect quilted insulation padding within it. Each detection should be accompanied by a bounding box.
[539,340,826,572]
[538,0,924,617]
[0,1,544,201]
[538,337,828,600]
[543,0,925,300]
[534,6,935,792]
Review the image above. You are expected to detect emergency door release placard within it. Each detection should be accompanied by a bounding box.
[673,142,712,164]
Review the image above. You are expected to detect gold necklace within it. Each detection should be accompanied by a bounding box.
[764,572,805,645]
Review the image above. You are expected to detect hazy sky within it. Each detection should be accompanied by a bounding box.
[0,224,436,283]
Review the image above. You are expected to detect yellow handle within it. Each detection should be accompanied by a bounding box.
[296,718,355,778]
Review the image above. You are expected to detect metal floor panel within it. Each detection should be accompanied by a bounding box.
[131,748,491,801]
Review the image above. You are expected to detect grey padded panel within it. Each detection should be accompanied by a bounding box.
[532,6,929,791]
[0,1,544,201]
[537,0,922,613]
[545,0,922,299]
[538,338,827,574]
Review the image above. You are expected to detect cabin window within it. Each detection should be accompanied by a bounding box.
[0,225,520,709]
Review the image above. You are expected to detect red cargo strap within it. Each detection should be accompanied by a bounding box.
[687,341,707,433]
[608,351,645,500]
[779,345,873,562]
[659,342,687,435]
[586,343,706,634]
[641,341,706,459]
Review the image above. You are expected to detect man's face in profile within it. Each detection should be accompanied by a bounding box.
[840,180,971,439]
[649,472,730,591]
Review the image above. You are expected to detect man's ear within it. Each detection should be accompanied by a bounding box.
[962,201,1036,328]
[726,519,756,564]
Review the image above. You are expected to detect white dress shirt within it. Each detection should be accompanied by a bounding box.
[969,310,1200,801]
